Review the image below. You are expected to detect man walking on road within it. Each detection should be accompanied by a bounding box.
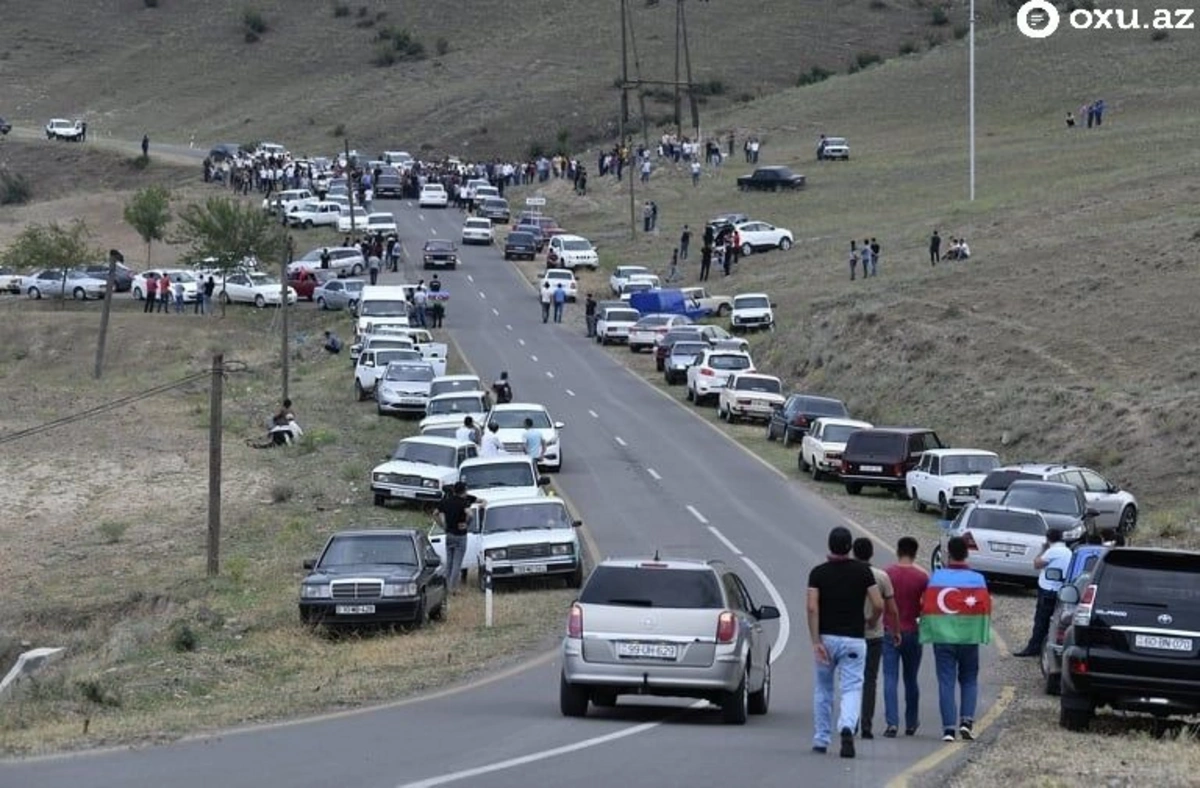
[522,417,546,463]
[540,282,553,323]
[368,253,381,285]
[1013,529,1071,657]
[920,536,991,742]
[883,536,930,738]
[437,481,477,594]
[552,283,566,323]
[808,526,885,759]
[854,537,899,740]
[584,293,597,337]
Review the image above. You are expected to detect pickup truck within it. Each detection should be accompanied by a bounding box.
[678,286,733,317]
[736,166,806,192]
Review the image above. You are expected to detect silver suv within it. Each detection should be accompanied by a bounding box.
[560,557,779,725]
[976,464,1138,537]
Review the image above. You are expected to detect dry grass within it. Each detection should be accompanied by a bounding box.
[0,1,1003,156]
[0,303,571,755]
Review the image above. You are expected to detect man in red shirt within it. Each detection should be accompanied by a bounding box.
[144,275,158,313]
[882,536,930,737]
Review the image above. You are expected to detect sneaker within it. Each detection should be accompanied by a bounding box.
[861,730,874,740]
[812,744,828,754]
[905,726,919,737]
[959,720,975,741]
[942,730,956,742]
[883,726,898,738]
[840,728,856,759]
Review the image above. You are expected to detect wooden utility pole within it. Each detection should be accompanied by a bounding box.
[674,1,683,140]
[680,1,699,138]
[344,138,357,235]
[619,0,636,240]
[207,353,224,577]
[280,237,293,403]
[93,249,123,379]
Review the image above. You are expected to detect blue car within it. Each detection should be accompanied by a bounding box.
[1040,544,1108,695]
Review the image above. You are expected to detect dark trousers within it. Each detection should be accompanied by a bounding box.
[541,302,550,323]
[883,631,923,730]
[679,241,689,260]
[553,302,563,323]
[643,217,652,232]
[369,268,379,285]
[157,293,170,312]
[699,262,710,281]
[144,293,156,313]
[1021,589,1059,654]
[585,314,596,336]
[860,637,883,735]
[930,249,940,265]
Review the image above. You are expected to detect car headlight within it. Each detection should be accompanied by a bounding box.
[1063,525,1084,542]
[485,548,507,560]
[953,487,973,496]
[301,584,332,599]
[422,478,439,489]
[546,434,559,446]
[550,544,574,556]
[383,582,418,597]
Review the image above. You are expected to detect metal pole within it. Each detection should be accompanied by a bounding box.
[345,138,357,234]
[681,1,699,137]
[620,0,636,240]
[969,0,976,201]
[484,557,494,628]
[674,1,682,140]
[93,249,122,379]
[207,353,224,577]
[280,237,292,403]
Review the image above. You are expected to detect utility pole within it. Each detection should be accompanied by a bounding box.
[674,1,683,140]
[680,0,699,139]
[207,353,224,578]
[619,0,636,240]
[968,0,976,201]
[93,249,123,380]
[280,236,293,403]
[345,138,357,235]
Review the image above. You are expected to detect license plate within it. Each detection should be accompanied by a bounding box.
[513,564,548,575]
[1135,634,1193,652]
[401,398,424,404]
[990,542,1027,555]
[860,465,883,473]
[335,605,376,615]
[617,642,679,660]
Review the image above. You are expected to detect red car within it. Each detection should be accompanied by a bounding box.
[512,213,565,239]
[287,267,330,301]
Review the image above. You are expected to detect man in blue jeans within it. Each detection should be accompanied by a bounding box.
[436,481,477,593]
[807,526,886,758]
[883,536,930,737]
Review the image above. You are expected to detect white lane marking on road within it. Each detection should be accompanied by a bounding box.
[614,436,627,447]
[646,467,662,481]
[740,556,791,664]
[478,291,486,299]
[545,371,554,379]
[505,324,513,331]
[431,227,438,235]
[706,526,742,556]
[530,354,538,362]
[491,307,500,316]
[588,410,598,418]
[467,274,474,283]
[685,505,709,524]
[565,389,576,397]
[518,338,526,346]
[419,214,426,222]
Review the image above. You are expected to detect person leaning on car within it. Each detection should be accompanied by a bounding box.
[1013,529,1071,657]
[437,481,477,594]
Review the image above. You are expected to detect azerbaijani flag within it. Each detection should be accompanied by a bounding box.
[918,567,992,645]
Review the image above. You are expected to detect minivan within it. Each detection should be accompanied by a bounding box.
[840,428,944,497]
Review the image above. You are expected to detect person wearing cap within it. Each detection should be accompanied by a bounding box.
[807,526,884,759]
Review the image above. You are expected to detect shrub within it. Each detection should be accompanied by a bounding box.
[797,65,833,86]
[243,8,268,35]
[270,482,295,503]
[735,92,755,103]
[372,44,397,67]
[868,0,887,8]
[330,122,346,137]
[97,520,128,544]
[1151,29,1169,41]
[356,5,368,16]
[170,622,198,653]
[953,23,969,39]
[144,0,160,7]
[926,32,943,48]
[332,2,350,17]
[76,678,121,708]
[0,171,31,205]
[528,141,547,159]
[899,40,919,55]
[435,37,449,56]
[355,17,375,28]
[930,7,949,25]
[855,51,883,69]
[694,79,726,96]
[376,26,427,61]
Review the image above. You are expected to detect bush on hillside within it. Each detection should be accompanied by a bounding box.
[376,26,427,62]
[372,44,397,67]
[953,23,969,38]
[435,37,449,56]
[0,171,31,205]
[693,79,726,96]
[930,7,949,25]
[144,0,160,7]
[797,65,833,86]
[330,123,346,137]
[332,2,350,17]
[243,8,268,35]
[853,51,883,71]
[1150,29,1169,41]
[868,0,888,9]
[899,40,919,55]
[356,5,368,16]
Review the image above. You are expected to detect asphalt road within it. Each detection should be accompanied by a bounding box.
[0,192,1001,787]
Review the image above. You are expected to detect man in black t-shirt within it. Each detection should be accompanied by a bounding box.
[437,481,477,592]
[807,526,884,759]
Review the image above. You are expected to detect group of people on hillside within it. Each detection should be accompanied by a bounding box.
[847,238,882,280]
[141,272,216,315]
[1066,99,1106,129]
[928,230,970,265]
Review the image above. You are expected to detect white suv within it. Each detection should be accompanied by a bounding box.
[485,403,565,472]
[730,293,775,332]
[686,348,754,406]
[596,306,641,346]
[539,269,578,302]
[547,234,600,270]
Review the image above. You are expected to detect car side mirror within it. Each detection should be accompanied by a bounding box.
[303,559,316,570]
[572,519,583,528]
[554,421,565,430]
[1058,585,1080,604]
[1085,508,1100,519]
[538,476,550,486]
[755,605,781,621]
[1044,567,1064,582]
[426,554,442,568]
[770,303,778,308]
[771,403,784,411]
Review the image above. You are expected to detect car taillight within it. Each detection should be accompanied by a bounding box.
[891,463,907,476]
[1068,656,1089,674]
[826,452,842,461]
[567,603,583,639]
[1073,585,1097,627]
[792,414,809,427]
[716,611,738,644]
[962,531,979,551]
[700,368,714,376]
[841,460,851,473]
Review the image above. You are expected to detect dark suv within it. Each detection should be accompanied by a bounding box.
[1059,548,1200,730]
[764,394,849,446]
[840,428,944,497]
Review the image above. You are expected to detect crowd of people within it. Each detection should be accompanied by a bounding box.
[140,272,217,315]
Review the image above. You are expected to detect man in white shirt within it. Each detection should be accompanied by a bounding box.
[455,416,480,446]
[480,422,503,457]
[1014,529,1073,657]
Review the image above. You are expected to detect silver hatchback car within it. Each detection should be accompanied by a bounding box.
[933,503,1050,587]
[560,557,779,724]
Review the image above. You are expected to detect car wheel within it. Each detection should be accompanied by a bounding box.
[568,564,584,589]
[720,668,749,725]
[748,653,771,715]
[912,493,926,513]
[1058,696,1093,731]
[930,544,945,571]
[765,422,776,441]
[430,592,448,622]
[373,494,385,507]
[317,297,327,310]
[559,672,590,718]
[686,386,694,402]
[303,220,314,228]
[351,264,363,276]
[1119,505,1137,536]
[254,294,266,308]
[354,380,367,402]
[717,304,730,317]
[133,287,143,300]
[741,243,753,257]
[779,238,793,251]
[591,690,617,708]
[845,483,862,496]
[811,460,824,482]
[220,291,231,304]
[28,287,41,300]
[938,494,951,520]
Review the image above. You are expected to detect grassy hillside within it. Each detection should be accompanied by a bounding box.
[1,0,999,156]
[531,14,1200,527]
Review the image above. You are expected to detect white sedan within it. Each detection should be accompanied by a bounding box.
[130,269,200,302]
[484,403,565,472]
[461,217,495,245]
[717,372,785,423]
[366,212,398,235]
[539,269,578,302]
[419,183,449,208]
[23,269,107,300]
[733,221,794,255]
[609,265,651,295]
[219,271,297,307]
[336,207,371,234]
[288,201,343,229]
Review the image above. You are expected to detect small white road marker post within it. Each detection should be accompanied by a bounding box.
[484,556,494,628]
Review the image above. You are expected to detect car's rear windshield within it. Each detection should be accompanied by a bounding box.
[605,309,640,322]
[636,316,672,328]
[360,299,408,317]
[1001,485,1080,516]
[389,441,456,467]
[735,376,781,393]
[1096,554,1200,605]
[320,535,417,567]
[942,455,1001,475]
[848,432,904,454]
[483,502,571,534]
[430,379,479,397]
[967,508,1046,536]
[460,462,536,489]
[489,410,551,429]
[823,424,863,443]
[672,342,707,356]
[580,566,724,609]
[427,395,483,415]
[798,397,848,416]
[374,350,422,365]
[508,232,534,243]
[708,354,751,370]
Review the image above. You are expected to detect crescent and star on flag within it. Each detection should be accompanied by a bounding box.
[935,587,985,616]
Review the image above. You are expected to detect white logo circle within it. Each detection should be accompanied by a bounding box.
[1016,0,1061,39]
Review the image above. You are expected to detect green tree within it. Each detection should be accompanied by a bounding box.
[176,196,289,315]
[123,185,173,267]
[0,221,99,306]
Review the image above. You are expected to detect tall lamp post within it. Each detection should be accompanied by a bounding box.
[968,0,976,201]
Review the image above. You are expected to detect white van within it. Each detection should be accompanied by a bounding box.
[356,285,413,338]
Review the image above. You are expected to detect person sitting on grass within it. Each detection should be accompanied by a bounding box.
[323,330,343,354]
